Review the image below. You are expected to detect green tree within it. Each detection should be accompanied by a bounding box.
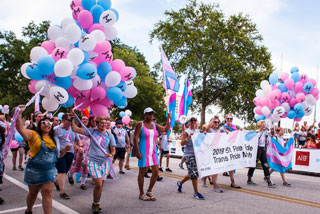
[150,0,273,125]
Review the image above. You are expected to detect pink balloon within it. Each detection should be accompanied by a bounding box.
[111,59,125,72]
[111,121,115,127]
[3,105,9,110]
[75,98,91,110]
[280,112,287,118]
[70,0,82,9]
[89,24,105,33]
[296,93,305,103]
[274,89,282,99]
[281,92,290,103]
[289,98,297,107]
[260,97,270,107]
[269,90,278,101]
[294,82,303,93]
[96,50,113,64]
[28,80,37,94]
[253,97,261,106]
[120,67,134,81]
[281,72,289,81]
[316,95,319,100]
[51,48,68,62]
[284,78,294,90]
[78,10,93,29]
[90,103,109,117]
[91,86,106,101]
[300,74,308,83]
[310,88,319,97]
[255,106,262,115]
[72,6,83,20]
[97,98,113,108]
[122,115,130,125]
[272,85,278,90]
[94,41,111,54]
[294,118,302,122]
[309,78,316,87]
[269,100,279,110]
[41,41,55,54]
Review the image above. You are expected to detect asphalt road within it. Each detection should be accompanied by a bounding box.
[1,153,320,214]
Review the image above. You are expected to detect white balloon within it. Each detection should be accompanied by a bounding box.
[73,78,93,91]
[99,10,117,27]
[105,71,121,87]
[92,75,101,87]
[288,90,296,98]
[270,114,280,123]
[79,34,97,51]
[30,47,48,63]
[263,85,272,96]
[304,105,313,116]
[91,30,106,42]
[281,102,290,112]
[260,80,269,89]
[274,106,285,116]
[42,96,59,112]
[87,51,98,60]
[35,80,50,96]
[179,115,187,124]
[20,63,31,79]
[55,37,72,50]
[125,109,132,116]
[61,17,75,31]
[261,106,271,117]
[54,59,73,77]
[65,24,82,44]
[123,85,137,98]
[104,26,118,41]
[70,66,78,79]
[67,48,84,66]
[255,89,265,98]
[47,25,63,42]
[305,94,316,105]
[49,86,69,104]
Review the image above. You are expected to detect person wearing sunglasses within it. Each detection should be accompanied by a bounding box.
[16,105,57,214]
[177,115,205,200]
[134,107,171,201]
[54,113,81,200]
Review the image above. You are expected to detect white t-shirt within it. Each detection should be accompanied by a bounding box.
[258,130,268,147]
[160,134,169,151]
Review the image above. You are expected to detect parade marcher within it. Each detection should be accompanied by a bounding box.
[158,132,172,173]
[54,113,81,200]
[89,116,97,128]
[178,121,189,169]
[10,129,24,171]
[298,127,307,147]
[134,107,170,201]
[269,127,291,187]
[113,120,130,174]
[72,115,116,214]
[220,114,241,189]
[176,115,205,199]
[247,120,275,188]
[52,116,60,127]
[293,123,300,147]
[27,111,44,130]
[124,119,134,170]
[16,105,57,214]
[68,115,90,190]
[0,120,6,203]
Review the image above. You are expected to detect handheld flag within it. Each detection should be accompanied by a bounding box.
[161,46,180,92]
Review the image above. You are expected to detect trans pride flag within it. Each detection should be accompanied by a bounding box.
[267,137,294,173]
[167,92,176,136]
[160,46,180,92]
[179,77,192,119]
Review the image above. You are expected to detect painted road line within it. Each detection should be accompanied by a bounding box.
[3,174,80,214]
[0,204,42,214]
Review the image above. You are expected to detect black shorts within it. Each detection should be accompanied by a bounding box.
[161,150,169,155]
[56,152,74,173]
[11,147,23,152]
[114,148,126,160]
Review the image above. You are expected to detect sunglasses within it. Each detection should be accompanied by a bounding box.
[64,119,72,122]
[214,121,220,124]
[226,118,233,121]
[41,121,53,126]
[190,119,197,122]
[146,112,154,115]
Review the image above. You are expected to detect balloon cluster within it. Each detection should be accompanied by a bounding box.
[20,0,138,117]
[0,105,9,114]
[119,109,132,125]
[254,67,319,123]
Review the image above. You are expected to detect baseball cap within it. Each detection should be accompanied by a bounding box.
[144,107,155,114]
[34,111,43,117]
[116,120,123,125]
[188,115,197,121]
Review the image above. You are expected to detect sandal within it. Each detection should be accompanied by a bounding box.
[139,194,151,201]
[146,192,156,201]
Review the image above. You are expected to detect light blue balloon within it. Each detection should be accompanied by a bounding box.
[287,110,296,119]
[109,8,119,21]
[26,64,45,80]
[255,114,265,122]
[107,87,123,102]
[303,82,313,93]
[268,73,278,85]
[14,131,24,142]
[58,112,64,121]
[97,0,111,10]
[90,5,104,24]
[119,111,125,117]
[131,67,137,80]
[294,103,304,118]
[116,81,127,92]
[291,72,300,83]
[114,96,127,107]
[97,62,112,81]
[81,0,96,10]
[54,76,72,89]
[37,56,55,76]
[290,66,299,73]
[77,63,97,80]
[278,83,288,93]
[61,95,74,108]
[296,111,305,119]
[80,51,89,65]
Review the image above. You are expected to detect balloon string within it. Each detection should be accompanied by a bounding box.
[52,105,62,117]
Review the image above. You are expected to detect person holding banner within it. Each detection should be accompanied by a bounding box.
[247,120,275,188]
[134,107,171,201]
[176,115,205,200]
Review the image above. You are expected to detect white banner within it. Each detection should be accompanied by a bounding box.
[292,148,320,173]
[169,139,184,156]
[192,131,258,178]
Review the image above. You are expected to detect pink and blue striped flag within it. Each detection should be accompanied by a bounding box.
[161,46,180,92]
[167,92,176,136]
[266,137,294,173]
[179,77,192,119]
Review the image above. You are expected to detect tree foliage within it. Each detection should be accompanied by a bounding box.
[150,0,273,124]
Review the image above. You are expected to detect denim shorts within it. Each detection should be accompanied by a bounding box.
[24,162,56,185]
[56,152,74,173]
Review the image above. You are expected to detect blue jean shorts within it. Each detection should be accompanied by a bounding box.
[56,152,74,173]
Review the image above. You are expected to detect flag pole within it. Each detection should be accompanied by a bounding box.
[314,64,318,123]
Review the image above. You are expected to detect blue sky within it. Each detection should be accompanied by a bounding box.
[1,0,320,127]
